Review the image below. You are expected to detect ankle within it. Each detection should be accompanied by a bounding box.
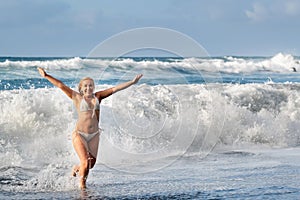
[79,176,87,189]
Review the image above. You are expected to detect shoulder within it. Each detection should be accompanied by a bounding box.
[71,93,83,110]
[95,88,113,98]
[72,92,82,102]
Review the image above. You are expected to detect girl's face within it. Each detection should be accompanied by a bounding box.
[81,79,94,96]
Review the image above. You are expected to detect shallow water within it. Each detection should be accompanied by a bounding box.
[1,147,299,199]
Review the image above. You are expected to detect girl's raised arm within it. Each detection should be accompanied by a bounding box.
[95,74,143,100]
[38,67,77,99]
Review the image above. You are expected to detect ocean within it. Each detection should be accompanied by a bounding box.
[1,53,300,199]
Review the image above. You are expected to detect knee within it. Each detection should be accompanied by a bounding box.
[81,160,89,169]
[81,157,96,169]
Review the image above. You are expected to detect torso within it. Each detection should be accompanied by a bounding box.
[74,95,100,133]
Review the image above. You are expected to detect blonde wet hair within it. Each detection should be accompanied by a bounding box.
[78,77,95,95]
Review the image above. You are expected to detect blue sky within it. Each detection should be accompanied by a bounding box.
[1,0,300,57]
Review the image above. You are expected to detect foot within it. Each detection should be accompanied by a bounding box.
[71,165,79,177]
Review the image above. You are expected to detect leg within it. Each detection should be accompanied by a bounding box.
[72,132,90,189]
[87,133,100,169]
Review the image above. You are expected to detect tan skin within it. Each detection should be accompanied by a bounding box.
[37,67,143,189]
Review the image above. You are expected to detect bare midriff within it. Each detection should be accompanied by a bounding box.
[76,110,100,133]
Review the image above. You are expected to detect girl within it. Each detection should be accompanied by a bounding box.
[38,67,143,189]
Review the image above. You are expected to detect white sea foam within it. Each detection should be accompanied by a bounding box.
[1,83,300,173]
[0,88,75,167]
[1,82,300,195]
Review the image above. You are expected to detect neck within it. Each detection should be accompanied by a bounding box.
[84,94,94,98]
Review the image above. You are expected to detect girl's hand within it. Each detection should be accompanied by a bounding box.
[132,74,143,84]
[38,67,47,77]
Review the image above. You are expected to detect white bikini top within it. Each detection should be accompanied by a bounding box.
[80,96,100,117]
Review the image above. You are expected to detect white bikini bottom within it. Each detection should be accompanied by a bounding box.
[77,130,100,142]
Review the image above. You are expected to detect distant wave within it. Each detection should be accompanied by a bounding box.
[0,53,299,73]
[0,57,85,70]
